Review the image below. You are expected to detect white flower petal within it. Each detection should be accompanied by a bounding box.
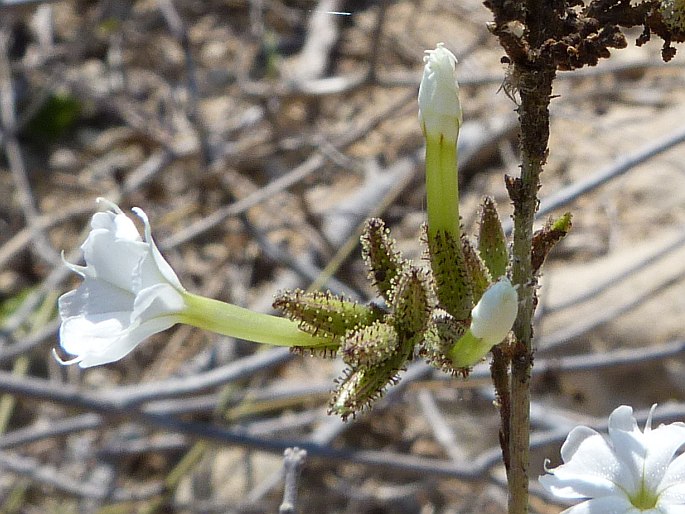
[59,310,130,359]
[542,404,685,513]
[58,200,188,367]
[643,422,685,491]
[133,207,184,291]
[90,210,140,242]
[660,486,685,508]
[75,316,179,368]
[560,426,600,462]
[659,451,685,493]
[59,277,134,319]
[657,505,685,514]
[82,228,149,292]
[557,496,636,514]
[539,464,622,500]
[607,406,646,493]
[131,283,185,321]
[545,425,631,493]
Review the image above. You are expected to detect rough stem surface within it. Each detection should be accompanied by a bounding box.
[508,65,554,514]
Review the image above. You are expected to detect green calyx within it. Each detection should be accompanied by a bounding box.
[420,309,470,374]
[330,341,413,420]
[342,320,399,368]
[461,235,491,304]
[478,196,509,280]
[275,229,434,418]
[391,267,430,338]
[426,228,473,321]
[361,217,408,303]
[273,289,383,344]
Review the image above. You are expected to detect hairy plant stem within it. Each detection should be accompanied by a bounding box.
[508,66,555,514]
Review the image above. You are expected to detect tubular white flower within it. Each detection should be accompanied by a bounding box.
[58,198,186,368]
[58,200,336,368]
[418,43,462,142]
[540,405,685,513]
[469,277,518,346]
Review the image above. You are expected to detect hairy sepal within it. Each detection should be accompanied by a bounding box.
[329,346,411,420]
[461,235,491,304]
[341,320,399,368]
[273,289,383,341]
[426,227,473,321]
[420,309,470,375]
[478,196,508,280]
[361,218,408,303]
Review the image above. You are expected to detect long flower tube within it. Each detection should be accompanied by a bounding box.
[419,43,462,240]
[57,199,333,368]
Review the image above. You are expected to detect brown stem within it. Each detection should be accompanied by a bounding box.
[490,345,511,476]
[507,65,555,514]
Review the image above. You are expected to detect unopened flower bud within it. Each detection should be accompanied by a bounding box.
[418,43,462,142]
[469,277,518,346]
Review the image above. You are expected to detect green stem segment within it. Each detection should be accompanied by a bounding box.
[425,133,459,240]
[178,293,333,348]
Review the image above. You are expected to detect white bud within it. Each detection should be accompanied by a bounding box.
[418,43,462,142]
[469,277,518,346]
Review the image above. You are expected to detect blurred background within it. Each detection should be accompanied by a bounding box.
[1,0,685,512]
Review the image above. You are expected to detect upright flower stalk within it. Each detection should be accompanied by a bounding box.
[417,43,520,374]
[57,199,332,368]
[418,43,462,241]
[419,44,474,325]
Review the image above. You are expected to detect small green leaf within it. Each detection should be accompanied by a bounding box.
[24,93,81,141]
[478,196,508,280]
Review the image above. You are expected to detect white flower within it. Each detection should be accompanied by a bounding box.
[57,199,186,368]
[470,277,518,346]
[540,405,685,513]
[418,43,462,142]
